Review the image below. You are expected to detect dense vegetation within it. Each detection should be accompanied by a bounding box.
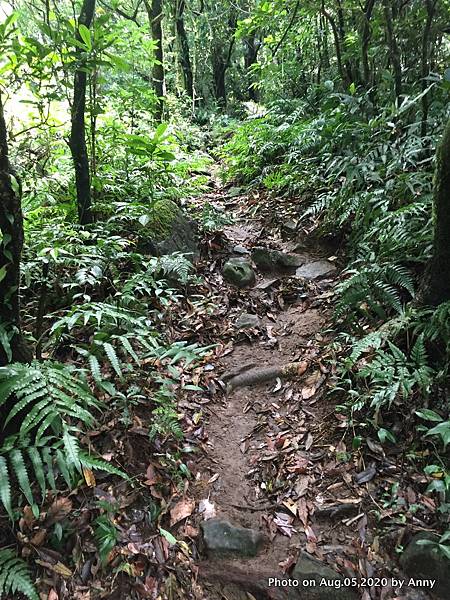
[0,0,449,598]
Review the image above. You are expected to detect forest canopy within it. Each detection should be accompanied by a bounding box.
[0,1,449,599]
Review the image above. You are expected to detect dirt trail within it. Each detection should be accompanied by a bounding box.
[190,189,345,599]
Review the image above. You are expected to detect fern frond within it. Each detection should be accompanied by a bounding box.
[79,451,128,479]
[0,457,12,518]
[10,449,33,506]
[27,447,46,500]
[0,549,39,600]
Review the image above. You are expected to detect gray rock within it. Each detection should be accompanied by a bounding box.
[235,313,260,329]
[287,552,358,600]
[400,532,450,599]
[252,247,304,272]
[295,260,336,280]
[201,519,265,558]
[282,220,298,237]
[156,212,199,259]
[232,244,250,255]
[227,186,244,198]
[223,258,256,288]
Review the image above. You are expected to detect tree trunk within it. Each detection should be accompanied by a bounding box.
[0,93,33,365]
[383,0,402,102]
[421,119,450,305]
[421,0,437,138]
[361,0,376,89]
[244,34,259,101]
[321,2,348,86]
[69,0,95,226]
[175,0,193,99]
[145,0,165,122]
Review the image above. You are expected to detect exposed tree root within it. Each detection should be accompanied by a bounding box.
[224,361,308,393]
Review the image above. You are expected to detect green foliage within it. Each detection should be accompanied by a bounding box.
[50,302,160,380]
[0,549,39,600]
[94,513,119,566]
[0,361,126,516]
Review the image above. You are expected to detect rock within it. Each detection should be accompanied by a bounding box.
[226,186,244,198]
[201,519,265,558]
[295,260,336,280]
[235,313,260,329]
[232,244,250,255]
[282,220,298,238]
[223,258,256,288]
[287,552,359,600]
[400,532,450,599]
[252,247,304,272]
[139,198,199,260]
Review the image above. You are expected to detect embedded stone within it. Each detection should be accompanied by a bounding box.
[400,532,450,599]
[295,260,336,280]
[201,519,265,558]
[252,247,303,272]
[235,313,260,329]
[289,552,358,600]
[223,258,256,287]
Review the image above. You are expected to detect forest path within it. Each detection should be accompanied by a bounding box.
[187,182,363,599]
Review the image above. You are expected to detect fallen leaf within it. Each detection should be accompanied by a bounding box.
[53,561,73,578]
[48,589,59,600]
[45,497,73,526]
[83,467,96,487]
[30,529,47,546]
[170,498,195,526]
[274,512,296,537]
[198,498,216,520]
[354,466,377,484]
[144,463,159,485]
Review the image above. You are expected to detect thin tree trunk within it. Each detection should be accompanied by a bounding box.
[322,1,348,86]
[383,0,402,102]
[361,0,376,89]
[175,0,193,99]
[69,0,95,226]
[421,119,450,305]
[244,34,259,101]
[421,0,437,138]
[145,0,165,121]
[212,37,235,107]
[0,93,33,365]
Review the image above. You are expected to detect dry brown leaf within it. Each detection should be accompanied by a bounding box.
[48,589,59,600]
[52,561,73,578]
[30,529,47,546]
[144,463,159,485]
[45,497,73,526]
[83,467,96,487]
[170,497,195,526]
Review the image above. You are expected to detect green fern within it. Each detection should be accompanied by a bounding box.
[50,302,161,381]
[0,361,127,516]
[0,549,39,600]
[0,361,99,442]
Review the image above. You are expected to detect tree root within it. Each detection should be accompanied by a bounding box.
[224,361,308,393]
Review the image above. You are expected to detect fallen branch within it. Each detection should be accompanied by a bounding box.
[225,361,308,393]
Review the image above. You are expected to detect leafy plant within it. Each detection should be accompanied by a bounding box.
[0,361,125,516]
[0,549,39,600]
[94,504,120,566]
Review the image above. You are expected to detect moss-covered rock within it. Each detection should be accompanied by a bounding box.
[223,257,256,287]
[139,199,199,259]
[146,199,181,242]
